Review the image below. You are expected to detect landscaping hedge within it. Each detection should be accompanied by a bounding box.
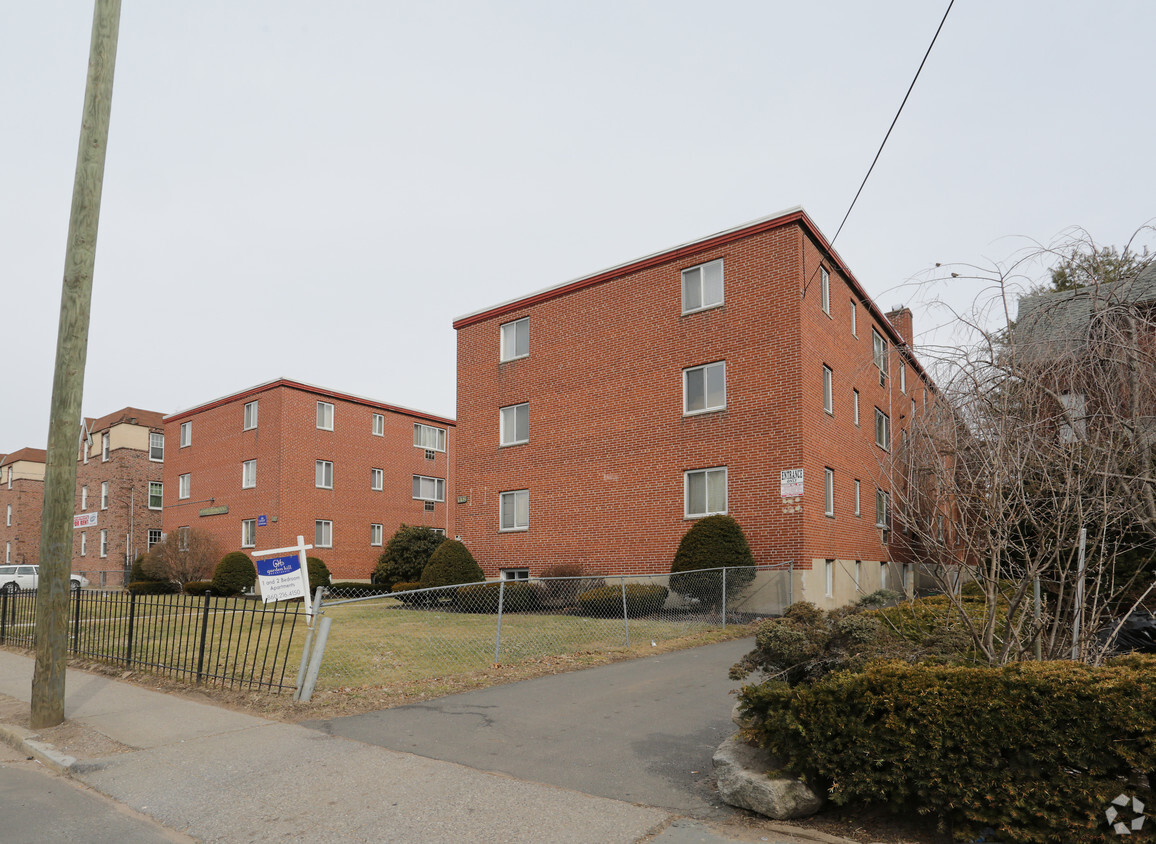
[738,657,1156,843]
[577,584,668,618]
[328,582,393,598]
[455,581,544,613]
[182,580,217,596]
[127,580,180,595]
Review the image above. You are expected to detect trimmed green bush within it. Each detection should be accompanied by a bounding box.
[577,584,669,618]
[212,551,256,597]
[306,557,331,593]
[328,581,393,598]
[541,564,604,606]
[182,580,216,596]
[455,581,544,613]
[738,658,1156,843]
[128,580,180,595]
[371,525,447,588]
[391,581,429,606]
[419,540,484,589]
[670,515,756,609]
[129,554,165,584]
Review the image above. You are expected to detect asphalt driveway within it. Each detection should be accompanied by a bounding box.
[304,637,754,817]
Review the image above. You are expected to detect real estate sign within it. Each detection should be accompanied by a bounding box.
[256,554,306,603]
[73,512,98,529]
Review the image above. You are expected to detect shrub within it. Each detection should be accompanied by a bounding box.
[738,658,1156,843]
[541,564,604,606]
[130,554,164,584]
[855,588,904,609]
[669,515,756,609]
[419,541,484,589]
[306,557,331,594]
[127,580,180,595]
[391,581,429,606]
[328,581,393,598]
[455,581,544,613]
[182,580,217,596]
[577,584,669,618]
[371,525,447,588]
[212,552,256,597]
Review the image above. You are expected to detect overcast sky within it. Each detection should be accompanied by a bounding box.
[3,1,1153,452]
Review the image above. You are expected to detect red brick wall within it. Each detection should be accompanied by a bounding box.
[0,477,44,567]
[163,382,455,581]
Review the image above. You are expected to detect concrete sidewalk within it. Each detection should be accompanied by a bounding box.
[0,651,850,844]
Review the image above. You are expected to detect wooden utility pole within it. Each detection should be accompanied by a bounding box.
[31,0,122,729]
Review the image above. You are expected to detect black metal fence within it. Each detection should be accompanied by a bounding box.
[0,588,305,694]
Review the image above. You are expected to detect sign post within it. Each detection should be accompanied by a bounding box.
[252,535,314,623]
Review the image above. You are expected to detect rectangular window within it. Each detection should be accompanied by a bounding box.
[822,366,833,415]
[370,524,383,546]
[83,438,89,463]
[500,403,529,445]
[820,266,830,315]
[241,519,256,548]
[178,474,190,499]
[242,460,257,489]
[101,481,109,510]
[500,317,530,361]
[372,413,385,437]
[850,300,858,336]
[80,532,87,556]
[685,467,727,518]
[855,560,862,590]
[148,529,162,549]
[178,527,190,551]
[101,432,110,462]
[937,514,945,543]
[412,475,445,502]
[317,401,334,431]
[854,479,861,516]
[4,504,9,526]
[500,489,529,531]
[81,486,87,510]
[501,568,530,581]
[371,468,384,491]
[244,401,259,430]
[872,329,889,384]
[875,408,890,450]
[681,259,724,313]
[899,361,907,394]
[880,563,888,590]
[876,489,890,528]
[315,460,334,489]
[853,389,860,426]
[180,421,192,447]
[99,529,108,558]
[149,431,164,462]
[824,468,834,516]
[825,560,834,597]
[683,361,726,414]
[4,543,8,563]
[148,482,163,510]
[413,423,447,451]
[315,520,333,548]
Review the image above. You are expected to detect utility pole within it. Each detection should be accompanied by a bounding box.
[31,0,122,729]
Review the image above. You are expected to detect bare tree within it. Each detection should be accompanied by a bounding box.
[892,228,1156,664]
[143,528,221,587]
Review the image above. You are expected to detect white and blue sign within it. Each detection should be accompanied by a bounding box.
[256,553,306,603]
[257,515,267,527]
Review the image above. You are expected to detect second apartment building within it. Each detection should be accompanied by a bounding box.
[162,379,455,581]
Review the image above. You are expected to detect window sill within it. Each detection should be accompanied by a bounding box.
[683,407,726,418]
[681,303,724,317]
[684,512,727,520]
[499,354,529,364]
[499,527,529,533]
[499,440,528,448]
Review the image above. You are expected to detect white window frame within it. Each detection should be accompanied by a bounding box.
[854,479,861,516]
[900,361,907,394]
[684,466,727,518]
[500,403,529,446]
[316,460,334,489]
[317,401,334,431]
[872,328,889,384]
[500,317,530,362]
[413,423,447,452]
[149,431,165,462]
[683,361,726,415]
[855,560,862,591]
[824,468,834,517]
[148,529,162,550]
[499,489,529,532]
[244,401,259,430]
[820,266,830,316]
[370,523,383,546]
[178,474,190,500]
[876,489,890,529]
[101,432,110,462]
[81,486,87,510]
[148,482,163,510]
[681,258,725,314]
[825,559,834,597]
[315,520,333,548]
[99,529,108,558]
[412,475,446,502]
[875,408,890,451]
[101,481,109,510]
[4,504,9,527]
[180,421,192,448]
[501,568,530,581]
[178,527,190,551]
[372,413,385,437]
[853,389,860,427]
[371,468,384,491]
[822,365,833,415]
[80,532,87,557]
[241,519,256,549]
[850,300,858,336]
[242,460,257,489]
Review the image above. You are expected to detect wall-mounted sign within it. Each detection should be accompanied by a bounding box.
[780,469,804,498]
[73,512,98,529]
[199,505,229,517]
[257,515,267,527]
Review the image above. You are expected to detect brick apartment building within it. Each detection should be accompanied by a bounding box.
[0,448,47,568]
[453,206,933,608]
[162,379,455,581]
[73,408,167,587]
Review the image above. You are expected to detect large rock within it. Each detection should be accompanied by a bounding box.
[713,734,824,819]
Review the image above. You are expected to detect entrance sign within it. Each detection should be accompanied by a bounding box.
[252,535,314,621]
[780,469,804,498]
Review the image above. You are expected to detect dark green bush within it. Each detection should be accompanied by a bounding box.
[371,525,447,588]
[391,581,430,606]
[670,515,756,609]
[455,581,544,613]
[541,564,604,606]
[419,541,483,589]
[738,658,1156,843]
[306,557,331,593]
[328,581,392,598]
[212,551,256,597]
[127,580,180,595]
[130,554,166,584]
[577,584,669,618]
[182,580,217,596]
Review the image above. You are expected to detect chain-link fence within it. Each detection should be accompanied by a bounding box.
[305,564,791,696]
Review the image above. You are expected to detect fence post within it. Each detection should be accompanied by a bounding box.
[294,587,326,699]
[620,576,630,647]
[493,580,506,664]
[124,590,136,665]
[721,567,728,628]
[298,615,332,703]
[195,590,212,683]
[0,589,7,645]
[71,588,82,654]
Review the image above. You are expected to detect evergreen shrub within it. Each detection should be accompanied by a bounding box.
[212,551,256,597]
[391,581,428,606]
[371,525,447,588]
[419,541,483,589]
[328,581,392,598]
[127,580,180,595]
[455,581,544,613]
[577,584,668,618]
[182,580,216,596]
[306,557,331,593]
[669,515,756,609]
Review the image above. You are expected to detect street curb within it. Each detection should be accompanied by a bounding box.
[0,722,78,775]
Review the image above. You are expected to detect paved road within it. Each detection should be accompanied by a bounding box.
[305,636,754,818]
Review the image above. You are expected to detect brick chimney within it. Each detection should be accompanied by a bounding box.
[885,306,913,346]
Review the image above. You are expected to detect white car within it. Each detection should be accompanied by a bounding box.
[0,565,89,593]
